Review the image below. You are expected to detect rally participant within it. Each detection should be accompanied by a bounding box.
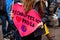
[11,0,45,40]
[5,0,22,40]
[0,0,7,38]
[34,0,55,40]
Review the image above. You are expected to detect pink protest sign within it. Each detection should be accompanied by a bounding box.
[12,3,42,37]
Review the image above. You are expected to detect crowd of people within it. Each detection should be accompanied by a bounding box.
[0,0,60,40]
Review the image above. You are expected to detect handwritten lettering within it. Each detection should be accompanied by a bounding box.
[22,18,35,27]
[12,10,41,23]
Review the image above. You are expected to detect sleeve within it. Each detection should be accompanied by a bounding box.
[42,12,48,23]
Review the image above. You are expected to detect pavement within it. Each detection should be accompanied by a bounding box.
[42,27,60,40]
[0,25,4,40]
[0,25,60,40]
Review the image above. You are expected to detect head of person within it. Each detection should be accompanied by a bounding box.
[22,0,44,18]
[22,0,35,13]
[49,2,55,12]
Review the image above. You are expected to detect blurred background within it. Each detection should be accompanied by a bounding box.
[0,0,60,40]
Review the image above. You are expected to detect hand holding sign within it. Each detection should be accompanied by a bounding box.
[12,3,42,37]
[37,22,43,28]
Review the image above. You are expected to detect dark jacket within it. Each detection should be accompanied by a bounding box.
[34,1,48,23]
[0,0,7,16]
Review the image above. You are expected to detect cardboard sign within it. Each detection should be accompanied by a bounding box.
[12,3,42,37]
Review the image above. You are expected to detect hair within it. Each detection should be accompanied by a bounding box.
[39,1,44,18]
[22,0,44,18]
[35,0,44,18]
[22,0,35,13]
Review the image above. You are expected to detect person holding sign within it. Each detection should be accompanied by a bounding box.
[11,0,45,40]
